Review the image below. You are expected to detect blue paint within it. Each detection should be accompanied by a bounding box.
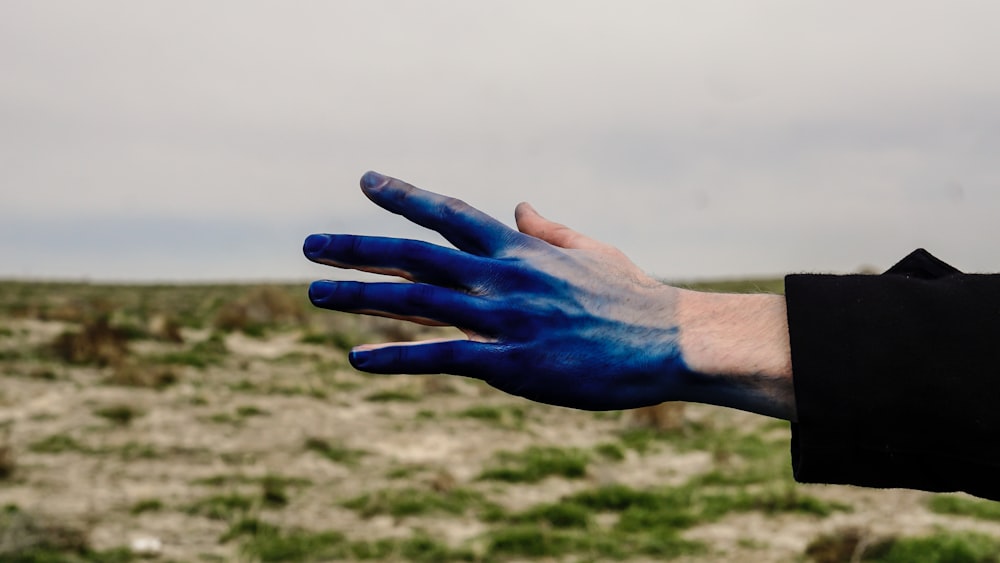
[304,172,695,411]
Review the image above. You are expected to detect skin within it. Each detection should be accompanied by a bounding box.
[304,171,796,420]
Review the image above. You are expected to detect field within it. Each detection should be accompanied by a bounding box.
[1,279,999,562]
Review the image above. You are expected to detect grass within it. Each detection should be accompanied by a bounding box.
[29,434,90,454]
[594,442,626,461]
[93,404,143,426]
[475,480,847,560]
[806,528,1000,563]
[10,279,992,562]
[185,493,257,520]
[364,389,420,402]
[342,487,491,519]
[151,332,228,368]
[456,405,525,428]
[225,522,476,563]
[927,494,1000,521]
[0,504,135,562]
[868,531,1000,562]
[129,499,164,515]
[194,473,312,489]
[479,446,589,483]
[303,437,366,466]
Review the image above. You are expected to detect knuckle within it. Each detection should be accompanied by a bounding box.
[439,197,471,221]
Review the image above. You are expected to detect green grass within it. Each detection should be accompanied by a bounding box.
[29,434,90,454]
[185,493,256,520]
[300,330,363,350]
[116,441,160,460]
[865,531,1000,562]
[594,442,626,461]
[476,480,847,561]
[129,498,164,515]
[93,405,143,426]
[303,437,366,466]
[455,405,525,428]
[151,332,228,368]
[342,487,490,519]
[223,520,476,562]
[927,494,1000,522]
[364,389,420,402]
[193,473,312,489]
[0,504,136,562]
[479,446,589,483]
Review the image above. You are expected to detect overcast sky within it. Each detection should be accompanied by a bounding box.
[2,1,999,282]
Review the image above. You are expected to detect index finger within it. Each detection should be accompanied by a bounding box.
[360,171,520,257]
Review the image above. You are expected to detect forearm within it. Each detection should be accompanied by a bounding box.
[675,289,796,421]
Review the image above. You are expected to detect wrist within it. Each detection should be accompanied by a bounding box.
[674,289,797,420]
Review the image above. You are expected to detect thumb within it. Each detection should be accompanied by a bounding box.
[514,202,604,251]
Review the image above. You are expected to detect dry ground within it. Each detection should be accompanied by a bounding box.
[1,281,998,562]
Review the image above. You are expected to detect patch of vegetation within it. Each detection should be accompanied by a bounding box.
[507,501,592,529]
[214,286,305,336]
[479,479,846,561]
[0,426,14,480]
[152,332,227,368]
[225,521,475,563]
[342,487,490,519]
[236,405,269,417]
[570,481,848,534]
[364,389,420,402]
[594,442,626,461]
[93,404,143,426]
[456,405,525,428]
[104,362,178,389]
[806,528,1000,563]
[479,446,589,483]
[129,498,164,515]
[304,437,366,466]
[238,526,348,562]
[194,473,311,489]
[117,441,160,461]
[484,524,658,560]
[185,493,257,521]
[0,504,135,562]
[385,464,427,479]
[49,316,130,366]
[300,330,362,350]
[867,531,1000,562]
[29,434,91,454]
[927,494,1000,521]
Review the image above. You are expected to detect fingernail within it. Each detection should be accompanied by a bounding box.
[361,171,389,190]
[349,349,370,369]
[308,280,336,302]
[303,234,330,257]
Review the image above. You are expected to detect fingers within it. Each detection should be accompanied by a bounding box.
[348,338,508,378]
[514,202,607,251]
[360,171,519,257]
[303,233,489,288]
[309,280,504,333]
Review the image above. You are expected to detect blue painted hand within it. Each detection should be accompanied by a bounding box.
[303,171,693,411]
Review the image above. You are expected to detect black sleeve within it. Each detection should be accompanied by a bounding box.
[785,249,1000,501]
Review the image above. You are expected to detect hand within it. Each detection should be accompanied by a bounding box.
[303,171,692,411]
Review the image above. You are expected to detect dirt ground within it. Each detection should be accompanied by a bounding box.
[1,283,998,562]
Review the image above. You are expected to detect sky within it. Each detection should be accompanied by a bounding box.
[2,1,999,282]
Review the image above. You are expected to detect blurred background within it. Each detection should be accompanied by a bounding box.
[4,3,1000,562]
[3,1,999,282]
